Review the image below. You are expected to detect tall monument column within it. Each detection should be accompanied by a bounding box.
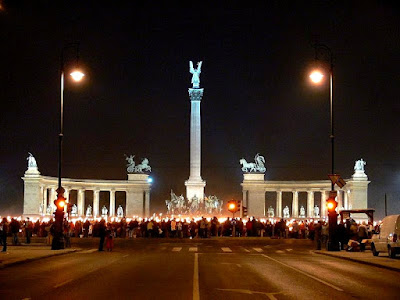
[185,61,206,201]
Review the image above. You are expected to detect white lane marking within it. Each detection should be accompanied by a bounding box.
[81,249,98,254]
[189,247,198,252]
[253,248,263,253]
[221,247,232,252]
[264,245,271,248]
[236,264,242,268]
[193,253,199,300]
[172,247,182,252]
[123,254,129,258]
[261,254,344,292]
[242,248,250,252]
[54,279,74,289]
[216,288,282,299]
[286,249,293,252]
[275,250,285,254]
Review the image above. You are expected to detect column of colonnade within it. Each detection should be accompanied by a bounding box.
[274,190,329,219]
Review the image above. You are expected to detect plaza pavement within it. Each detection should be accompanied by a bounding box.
[1,237,399,272]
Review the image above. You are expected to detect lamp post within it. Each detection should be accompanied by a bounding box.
[310,43,340,251]
[52,43,84,250]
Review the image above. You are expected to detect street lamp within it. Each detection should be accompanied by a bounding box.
[310,43,340,251]
[52,43,85,250]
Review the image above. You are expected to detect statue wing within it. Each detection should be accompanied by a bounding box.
[189,61,194,74]
[197,61,202,72]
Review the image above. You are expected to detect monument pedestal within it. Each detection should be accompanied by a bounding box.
[22,167,41,217]
[126,173,151,218]
[185,178,206,202]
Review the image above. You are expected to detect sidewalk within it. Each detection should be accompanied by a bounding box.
[314,250,400,272]
[0,245,79,269]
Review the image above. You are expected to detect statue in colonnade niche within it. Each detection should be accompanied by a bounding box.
[101,205,108,217]
[313,205,320,218]
[267,206,274,218]
[46,204,52,215]
[39,203,44,215]
[86,205,92,217]
[299,206,306,218]
[283,206,290,219]
[71,204,78,216]
[117,205,124,218]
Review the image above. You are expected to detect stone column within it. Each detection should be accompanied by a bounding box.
[145,191,150,217]
[42,187,48,214]
[276,191,282,218]
[64,188,70,213]
[321,191,327,218]
[77,189,85,217]
[185,87,206,201]
[344,190,349,210]
[50,187,57,211]
[307,191,314,218]
[292,191,299,218]
[109,190,116,217]
[337,190,343,210]
[93,190,100,218]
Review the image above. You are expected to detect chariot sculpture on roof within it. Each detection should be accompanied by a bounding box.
[125,154,151,173]
[240,153,266,173]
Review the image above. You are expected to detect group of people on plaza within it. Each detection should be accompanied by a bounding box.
[0,215,375,252]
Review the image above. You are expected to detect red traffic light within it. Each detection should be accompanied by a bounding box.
[326,197,337,212]
[54,196,66,210]
[227,200,238,213]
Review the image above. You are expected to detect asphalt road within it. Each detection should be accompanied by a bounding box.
[0,238,399,300]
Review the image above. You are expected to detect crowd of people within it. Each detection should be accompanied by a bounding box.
[0,215,376,252]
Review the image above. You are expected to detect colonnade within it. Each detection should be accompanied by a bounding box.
[23,170,152,218]
[241,173,366,219]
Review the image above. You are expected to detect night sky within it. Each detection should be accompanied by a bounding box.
[1,1,399,218]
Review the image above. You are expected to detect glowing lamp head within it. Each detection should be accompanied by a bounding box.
[309,70,324,84]
[70,70,85,82]
[327,202,334,210]
[58,200,65,208]
[228,203,236,210]
[326,198,337,212]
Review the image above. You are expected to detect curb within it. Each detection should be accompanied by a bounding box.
[0,249,80,269]
[313,251,400,273]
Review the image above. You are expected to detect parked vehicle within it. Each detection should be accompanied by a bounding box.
[371,214,400,258]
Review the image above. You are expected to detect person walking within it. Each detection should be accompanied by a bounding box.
[24,217,33,244]
[1,217,9,252]
[106,225,114,251]
[10,218,20,245]
[98,219,106,251]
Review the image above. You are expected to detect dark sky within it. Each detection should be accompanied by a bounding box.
[0,1,399,218]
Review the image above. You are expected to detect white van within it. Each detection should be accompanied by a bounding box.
[371,214,400,258]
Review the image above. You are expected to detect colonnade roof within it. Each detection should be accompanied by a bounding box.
[23,175,151,191]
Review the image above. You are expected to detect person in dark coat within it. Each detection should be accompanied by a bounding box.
[1,218,9,252]
[98,219,106,251]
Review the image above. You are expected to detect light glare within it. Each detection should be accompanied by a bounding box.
[310,70,324,84]
[70,70,85,82]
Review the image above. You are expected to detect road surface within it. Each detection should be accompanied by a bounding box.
[0,238,398,299]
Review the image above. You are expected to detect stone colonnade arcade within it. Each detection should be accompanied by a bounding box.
[241,172,370,219]
[22,167,151,218]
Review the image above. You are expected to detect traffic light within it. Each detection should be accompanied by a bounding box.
[227,200,238,213]
[54,195,66,211]
[326,197,337,213]
[242,206,248,217]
